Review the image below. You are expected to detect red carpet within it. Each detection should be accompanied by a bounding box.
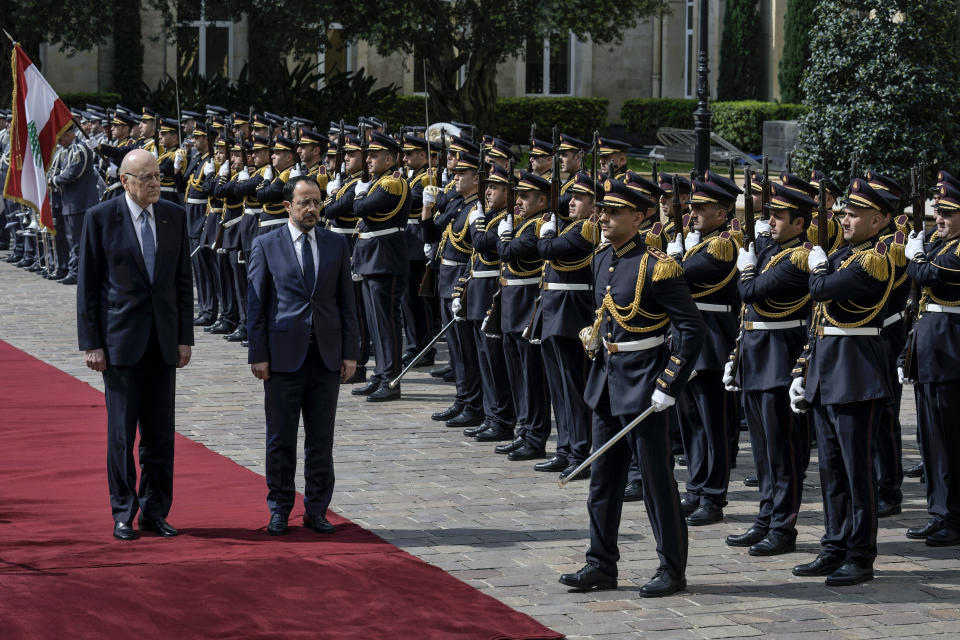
[0,340,562,640]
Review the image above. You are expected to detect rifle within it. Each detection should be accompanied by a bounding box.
[760,156,771,221]
[439,130,447,184]
[396,124,405,176]
[817,176,828,250]
[336,118,346,180]
[483,157,516,338]
[359,121,370,182]
[849,151,860,182]
[549,126,560,213]
[591,131,599,183]
[729,158,736,184]
[528,123,537,170]
[743,170,755,245]
[786,150,792,174]
[671,176,683,241]
[902,164,926,378]
[608,161,616,181]
[651,159,659,184]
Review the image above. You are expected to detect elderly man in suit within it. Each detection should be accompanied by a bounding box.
[246,175,360,536]
[52,125,100,285]
[77,149,194,541]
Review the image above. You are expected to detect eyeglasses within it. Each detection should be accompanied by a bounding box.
[124,172,161,183]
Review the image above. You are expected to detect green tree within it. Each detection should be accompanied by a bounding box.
[777,0,817,104]
[112,1,144,104]
[794,1,960,186]
[717,0,763,100]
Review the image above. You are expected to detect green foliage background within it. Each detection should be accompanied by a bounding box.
[777,0,817,104]
[717,0,764,100]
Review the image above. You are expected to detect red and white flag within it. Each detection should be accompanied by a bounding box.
[2,43,74,231]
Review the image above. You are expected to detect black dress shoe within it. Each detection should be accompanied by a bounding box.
[443,369,456,382]
[726,526,768,547]
[352,378,382,396]
[193,314,215,326]
[204,318,227,332]
[139,516,179,537]
[925,526,960,547]
[743,476,760,487]
[14,258,31,268]
[495,436,524,454]
[560,463,589,481]
[792,553,843,577]
[431,403,464,421]
[413,350,436,368]
[679,495,699,515]
[303,513,335,534]
[676,455,687,467]
[687,503,723,526]
[558,565,617,591]
[534,455,568,472]
[475,425,515,442]
[267,513,288,536]
[445,411,483,428]
[507,442,546,461]
[367,384,400,402]
[113,521,136,541]
[825,561,874,586]
[209,320,236,335]
[430,364,453,378]
[58,274,77,285]
[877,498,902,518]
[904,461,925,478]
[640,568,686,598]
[749,533,796,556]
[463,421,489,437]
[3,254,22,263]
[27,262,42,272]
[906,518,944,540]
[224,327,247,342]
[343,366,366,384]
[623,480,644,502]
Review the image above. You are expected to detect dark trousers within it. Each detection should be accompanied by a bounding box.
[441,301,483,413]
[874,383,904,504]
[471,320,515,430]
[502,331,550,449]
[263,342,340,517]
[744,387,809,536]
[362,274,406,380]
[191,237,217,319]
[814,400,881,565]
[102,329,176,523]
[216,250,237,323]
[541,335,591,463]
[681,371,737,508]
[586,385,688,580]
[354,279,370,369]
[916,381,960,530]
[63,212,85,277]
[401,260,432,355]
[51,207,69,273]
[231,251,247,327]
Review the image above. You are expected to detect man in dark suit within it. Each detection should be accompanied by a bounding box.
[77,149,194,541]
[246,175,361,536]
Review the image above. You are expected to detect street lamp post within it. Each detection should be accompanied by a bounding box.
[693,0,712,179]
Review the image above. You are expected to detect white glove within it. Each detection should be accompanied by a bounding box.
[84,136,98,150]
[788,377,807,414]
[497,215,513,239]
[807,245,828,271]
[263,165,274,181]
[423,243,434,260]
[203,159,215,176]
[218,161,230,178]
[289,165,302,179]
[684,230,701,252]
[423,185,440,207]
[327,175,342,195]
[451,297,463,318]
[897,366,914,385]
[538,216,557,238]
[666,237,684,258]
[441,168,449,183]
[755,219,771,236]
[722,360,740,392]
[468,204,483,225]
[737,242,757,272]
[238,168,250,181]
[355,179,371,196]
[107,163,117,178]
[650,389,675,412]
[906,230,925,262]
[173,151,183,171]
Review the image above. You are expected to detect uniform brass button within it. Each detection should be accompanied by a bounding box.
[607,333,612,339]
[609,266,614,272]
[605,285,611,291]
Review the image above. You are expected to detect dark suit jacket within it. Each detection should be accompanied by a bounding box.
[77,196,194,366]
[246,224,361,373]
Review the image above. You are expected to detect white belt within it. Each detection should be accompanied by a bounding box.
[259,218,287,228]
[441,258,468,267]
[186,197,208,205]
[244,207,262,216]
[883,311,904,327]
[472,270,500,278]
[502,277,540,286]
[819,326,881,337]
[406,218,421,226]
[160,186,177,193]
[329,226,357,235]
[602,335,665,354]
[357,227,401,240]
[223,216,243,228]
[543,283,591,291]
[104,182,122,192]
[696,302,732,313]
[744,319,806,331]
[925,304,960,314]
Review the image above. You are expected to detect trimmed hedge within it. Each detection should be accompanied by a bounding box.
[59,92,122,109]
[620,98,810,153]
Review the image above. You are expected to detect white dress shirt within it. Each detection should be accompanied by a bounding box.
[287,220,318,281]
[125,193,157,253]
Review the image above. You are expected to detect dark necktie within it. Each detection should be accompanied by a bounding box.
[302,232,315,294]
[139,210,156,283]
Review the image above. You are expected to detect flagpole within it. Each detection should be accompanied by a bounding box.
[2,29,15,46]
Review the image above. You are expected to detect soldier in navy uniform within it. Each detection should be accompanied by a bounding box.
[156,118,186,206]
[494,171,552,461]
[666,176,743,526]
[350,131,410,402]
[529,139,554,179]
[184,123,218,325]
[533,171,601,478]
[901,182,960,547]
[97,111,138,200]
[658,172,692,233]
[559,178,704,597]
[556,134,589,219]
[51,125,100,285]
[723,183,814,556]
[790,178,896,586]
[597,138,629,180]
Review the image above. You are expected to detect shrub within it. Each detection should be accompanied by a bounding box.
[620,98,697,141]
[494,97,608,143]
[59,92,122,109]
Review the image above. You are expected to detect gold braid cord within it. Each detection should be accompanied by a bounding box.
[506,217,544,277]
[549,219,599,272]
[750,246,811,319]
[821,247,894,328]
[596,253,670,333]
[921,238,960,308]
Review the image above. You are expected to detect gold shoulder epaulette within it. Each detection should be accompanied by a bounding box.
[707,233,737,262]
[789,245,811,273]
[377,175,406,196]
[580,218,600,245]
[279,168,292,182]
[649,247,684,281]
[852,242,891,281]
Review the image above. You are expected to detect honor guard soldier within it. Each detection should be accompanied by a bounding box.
[486,137,517,170]
[137,107,161,155]
[183,123,218,325]
[156,118,186,205]
[98,111,138,200]
[209,138,251,337]
[597,138,630,180]
[233,112,252,141]
[625,172,669,250]
[297,128,330,194]
[462,163,518,443]
[805,172,845,254]
[494,171,552,461]
[658,172,692,233]
[350,130,411,402]
[196,135,229,327]
[559,178,704,597]
[534,171,601,478]
[723,183,814,556]
[422,150,484,425]
[789,178,897,586]
[529,139,554,179]
[50,125,100,285]
[255,135,299,235]
[557,134,590,218]
[901,182,960,547]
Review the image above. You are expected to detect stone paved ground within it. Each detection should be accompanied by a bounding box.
[2,258,959,639]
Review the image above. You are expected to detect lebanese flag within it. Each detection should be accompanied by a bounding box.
[2,44,74,231]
